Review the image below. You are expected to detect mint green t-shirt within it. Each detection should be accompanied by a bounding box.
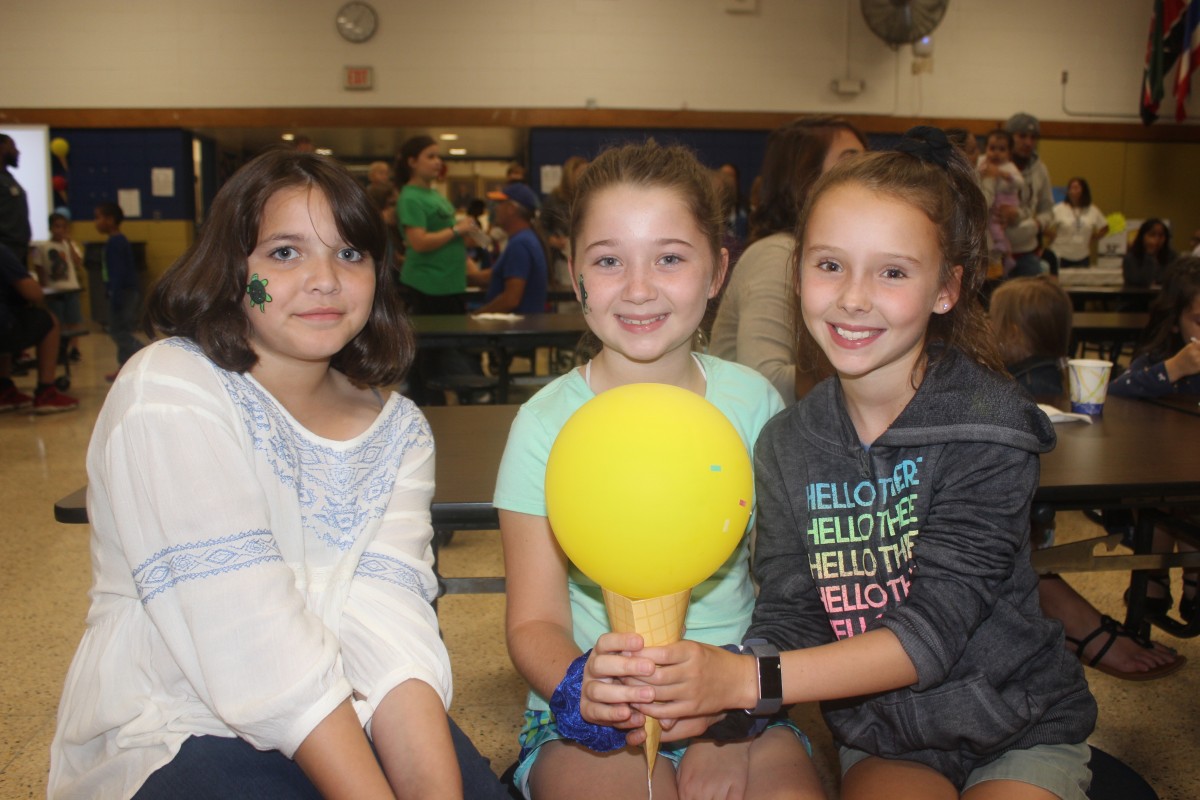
[397,185,467,296]
[493,353,785,712]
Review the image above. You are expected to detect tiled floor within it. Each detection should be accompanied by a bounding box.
[3,330,1198,798]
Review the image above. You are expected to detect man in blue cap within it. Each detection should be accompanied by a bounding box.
[1001,112,1056,277]
[472,183,548,314]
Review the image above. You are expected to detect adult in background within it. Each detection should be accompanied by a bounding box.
[1051,177,1108,268]
[0,244,78,413]
[394,136,479,314]
[366,160,392,192]
[709,115,866,403]
[1000,113,1055,277]
[0,134,32,265]
[472,183,547,315]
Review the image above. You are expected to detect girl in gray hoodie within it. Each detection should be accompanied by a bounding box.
[617,129,1096,799]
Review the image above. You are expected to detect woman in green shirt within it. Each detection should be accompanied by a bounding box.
[395,136,478,314]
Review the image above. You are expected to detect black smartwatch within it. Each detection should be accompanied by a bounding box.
[744,638,782,716]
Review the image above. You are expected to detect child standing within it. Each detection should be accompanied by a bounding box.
[978,129,1026,276]
[494,142,824,799]
[30,212,86,337]
[93,201,144,379]
[50,150,506,800]
[633,128,1096,799]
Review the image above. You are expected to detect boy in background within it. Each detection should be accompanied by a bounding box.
[94,202,142,380]
[30,212,86,358]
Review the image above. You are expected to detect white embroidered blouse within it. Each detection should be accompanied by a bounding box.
[49,338,449,799]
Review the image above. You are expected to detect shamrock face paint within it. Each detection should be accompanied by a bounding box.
[247,273,272,312]
[578,274,589,315]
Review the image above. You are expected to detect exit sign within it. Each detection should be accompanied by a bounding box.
[344,66,373,90]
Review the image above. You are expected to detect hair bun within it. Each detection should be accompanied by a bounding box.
[894,126,955,170]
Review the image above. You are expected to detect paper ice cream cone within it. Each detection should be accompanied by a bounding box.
[602,587,691,780]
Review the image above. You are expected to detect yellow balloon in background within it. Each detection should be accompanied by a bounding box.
[545,383,753,599]
[50,138,70,159]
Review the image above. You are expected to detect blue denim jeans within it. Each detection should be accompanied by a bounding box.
[132,718,511,799]
[108,286,144,366]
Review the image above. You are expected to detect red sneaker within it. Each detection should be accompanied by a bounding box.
[33,386,80,415]
[0,384,34,412]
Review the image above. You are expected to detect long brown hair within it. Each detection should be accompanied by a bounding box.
[146,149,413,385]
[989,276,1073,365]
[749,115,868,245]
[793,129,1005,382]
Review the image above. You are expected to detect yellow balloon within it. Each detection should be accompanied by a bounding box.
[546,383,753,599]
[50,137,70,159]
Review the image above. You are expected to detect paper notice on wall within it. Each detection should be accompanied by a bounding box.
[117,189,142,218]
[540,164,563,195]
[151,168,175,197]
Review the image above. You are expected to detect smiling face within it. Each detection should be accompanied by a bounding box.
[245,186,376,374]
[570,184,725,374]
[800,182,960,395]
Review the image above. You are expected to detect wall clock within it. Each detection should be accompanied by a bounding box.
[336,2,378,43]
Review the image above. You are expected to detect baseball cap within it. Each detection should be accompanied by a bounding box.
[1004,113,1040,136]
[487,183,539,211]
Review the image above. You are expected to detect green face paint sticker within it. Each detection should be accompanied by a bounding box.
[578,274,589,315]
[246,273,272,312]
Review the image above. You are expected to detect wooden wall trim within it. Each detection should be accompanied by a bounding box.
[3,107,1199,143]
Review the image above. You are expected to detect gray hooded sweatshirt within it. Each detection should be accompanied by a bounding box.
[748,347,1096,787]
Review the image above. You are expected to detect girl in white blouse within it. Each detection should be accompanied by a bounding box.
[49,150,507,800]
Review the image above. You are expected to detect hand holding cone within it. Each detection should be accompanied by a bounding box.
[602,587,691,780]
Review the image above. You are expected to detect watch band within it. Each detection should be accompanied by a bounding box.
[745,639,782,716]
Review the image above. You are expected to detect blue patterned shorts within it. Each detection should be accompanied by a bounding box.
[510,709,812,798]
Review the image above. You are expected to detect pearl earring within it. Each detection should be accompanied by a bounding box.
[942,303,948,311]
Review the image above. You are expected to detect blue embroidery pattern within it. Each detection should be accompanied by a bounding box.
[165,340,435,553]
[134,529,281,605]
[356,551,436,602]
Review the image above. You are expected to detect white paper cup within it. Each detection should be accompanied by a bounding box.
[1067,359,1113,415]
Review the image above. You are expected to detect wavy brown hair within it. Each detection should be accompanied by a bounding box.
[793,139,1005,382]
[146,149,413,385]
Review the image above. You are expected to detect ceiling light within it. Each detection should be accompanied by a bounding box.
[440,133,459,141]
[281,133,296,141]
[315,148,334,156]
[448,148,467,156]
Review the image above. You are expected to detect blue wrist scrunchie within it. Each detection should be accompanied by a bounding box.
[549,650,628,752]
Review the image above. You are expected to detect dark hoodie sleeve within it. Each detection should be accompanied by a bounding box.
[1108,355,1174,398]
[878,441,1037,690]
[745,416,837,650]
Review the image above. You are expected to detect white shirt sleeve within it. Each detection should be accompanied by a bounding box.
[89,349,351,757]
[338,410,453,716]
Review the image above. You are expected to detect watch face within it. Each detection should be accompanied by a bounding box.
[337,1,378,43]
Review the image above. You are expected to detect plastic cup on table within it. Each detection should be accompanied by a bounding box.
[1067,359,1113,415]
